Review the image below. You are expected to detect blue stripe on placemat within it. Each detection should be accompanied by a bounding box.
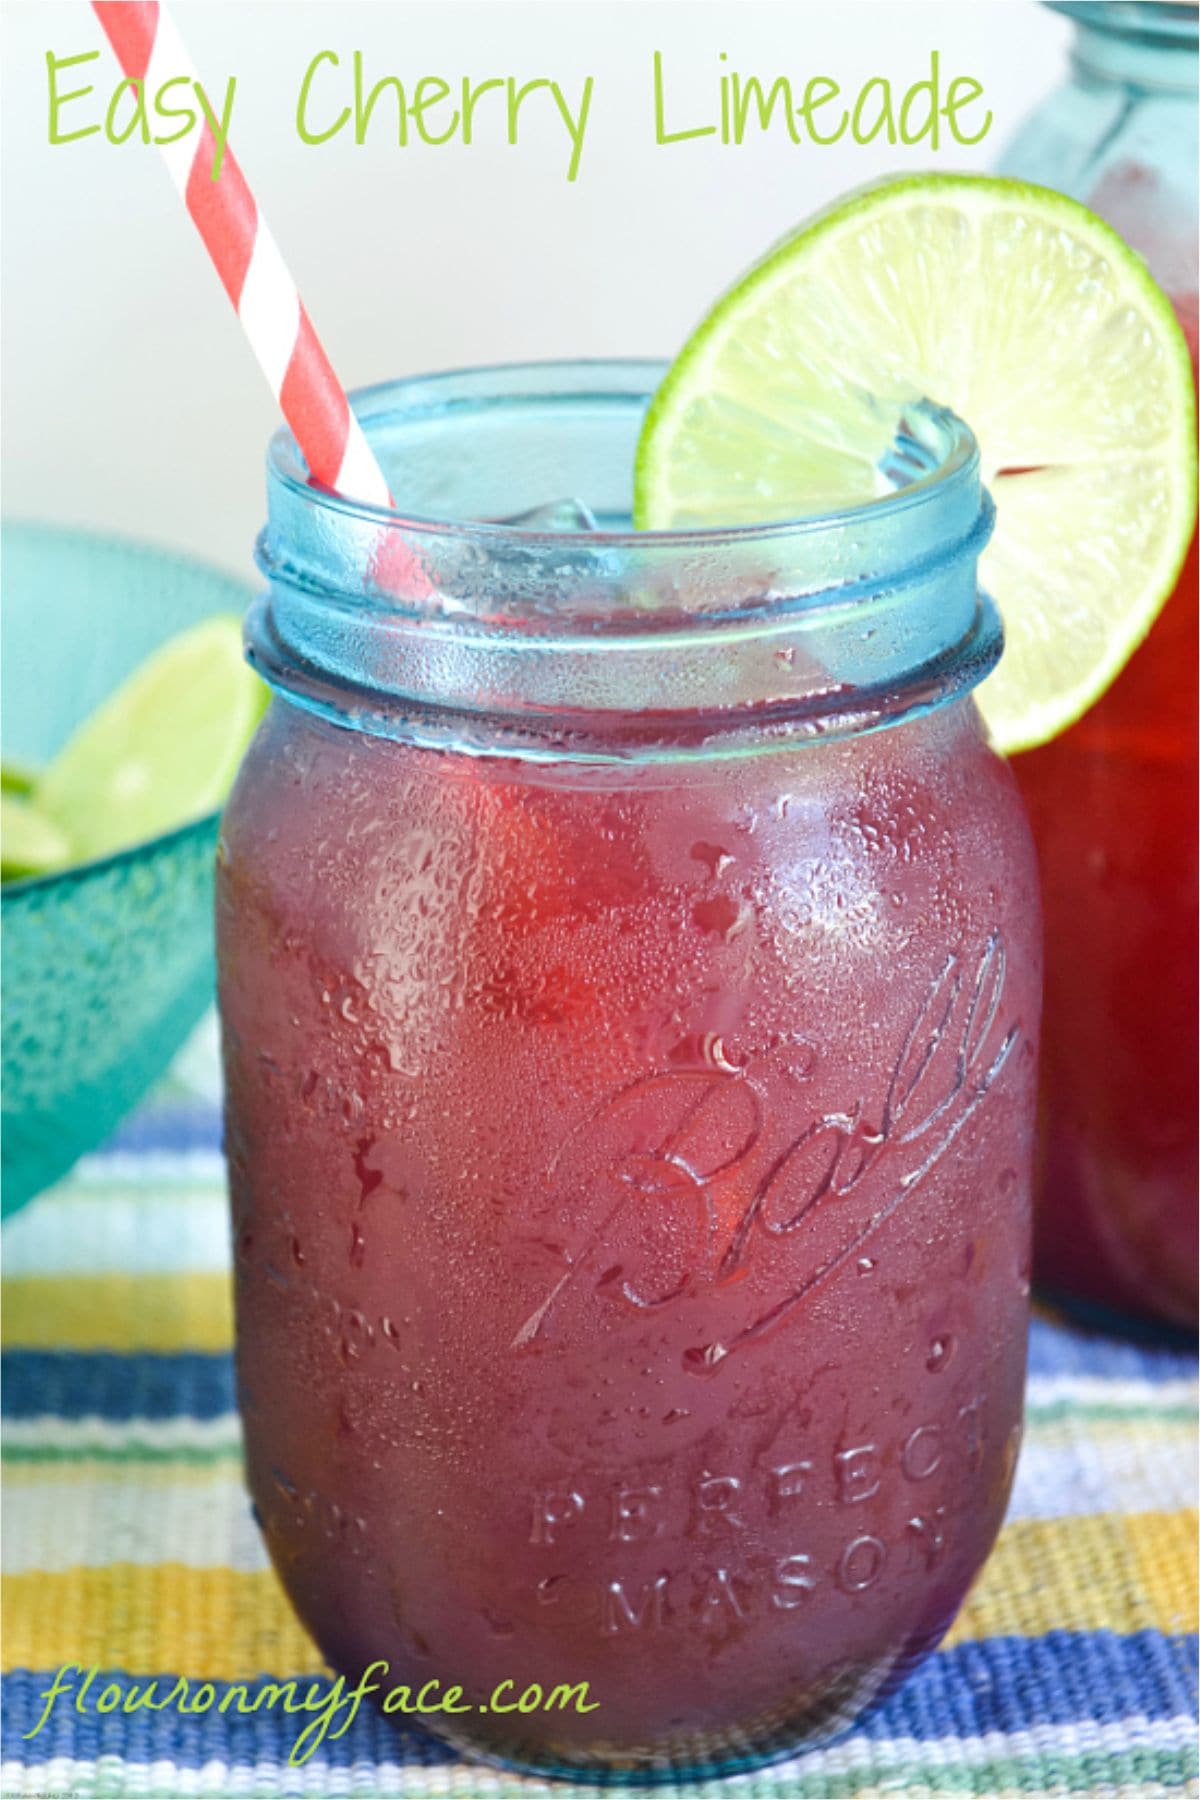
[1026,1315,1196,1382]
[3,1635,1195,1768]
[98,1102,223,1156]
[856,1631,1199,1737]
[1,1350,234,1420]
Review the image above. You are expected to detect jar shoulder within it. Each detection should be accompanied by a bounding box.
[220,698,1039,929]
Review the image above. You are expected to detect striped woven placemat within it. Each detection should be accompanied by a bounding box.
[2,1022,1196,1799]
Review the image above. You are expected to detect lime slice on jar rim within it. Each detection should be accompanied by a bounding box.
[634,173,1198,755]
[37,615,268,865]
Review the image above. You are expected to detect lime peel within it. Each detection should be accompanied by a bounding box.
[1,791,73,882]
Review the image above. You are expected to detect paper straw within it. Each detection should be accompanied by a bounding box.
[91,2,393,509]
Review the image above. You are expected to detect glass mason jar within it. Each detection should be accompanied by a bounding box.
[217,362,1041,1782]
[999,2,1198,1327]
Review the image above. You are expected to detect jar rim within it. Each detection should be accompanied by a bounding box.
[252,359,999,761]
[1050,0,1198,50]
[265,357,981,554]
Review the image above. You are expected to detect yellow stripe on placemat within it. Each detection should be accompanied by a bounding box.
[2,1458,244,1489]
[1,1274,232,1352]
[1127,1508,1200,1637]
[1,1565,325,1679]
[947,1509,1199,1644]
[4,1510,1195,1679]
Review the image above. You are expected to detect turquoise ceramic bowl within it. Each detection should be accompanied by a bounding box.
[1,523,254,1216]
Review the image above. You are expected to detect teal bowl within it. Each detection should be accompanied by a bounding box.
[1,523,254,1217]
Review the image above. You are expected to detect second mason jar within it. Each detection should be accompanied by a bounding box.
[1000,1,1198,1326]
[217,363,1041,1782]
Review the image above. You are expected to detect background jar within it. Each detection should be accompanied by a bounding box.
[1000,1,1198,1327]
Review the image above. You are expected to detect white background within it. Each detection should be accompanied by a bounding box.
[2,1,1070,576]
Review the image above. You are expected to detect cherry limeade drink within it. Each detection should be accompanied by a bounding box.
[1017,298,1197,1327]
[999,4,1198,1326]
[218,366,1040,1779]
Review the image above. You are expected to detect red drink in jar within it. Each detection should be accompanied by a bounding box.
[1002,0,1198,1325]
[218,366,1040,1779]
[1017,299,1197,1325]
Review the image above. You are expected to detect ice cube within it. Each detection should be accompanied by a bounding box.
[498,498,599,532]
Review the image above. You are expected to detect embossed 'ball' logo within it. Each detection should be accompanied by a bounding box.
[512,933,1021,1370]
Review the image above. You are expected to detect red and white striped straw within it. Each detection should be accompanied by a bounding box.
[92,1,393,510]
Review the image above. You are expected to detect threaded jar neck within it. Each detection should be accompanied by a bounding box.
[249,360,998,763]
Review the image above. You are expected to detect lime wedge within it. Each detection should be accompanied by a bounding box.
[635,174,1198,753]
[37,616,267,863]
[1,760,39,798]
[1,791,72,881]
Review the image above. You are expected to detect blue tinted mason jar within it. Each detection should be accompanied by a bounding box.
[1000,3,1196,291]
[217,362,1040,1781]
[1000,4,1199,1326]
